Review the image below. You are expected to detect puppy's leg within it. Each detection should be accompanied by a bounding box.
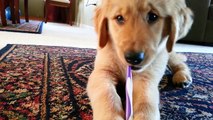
[87,71,124,120]
[168,51,192,88]
[133,77,160,120]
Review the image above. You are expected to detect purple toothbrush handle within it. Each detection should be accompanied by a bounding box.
[126,66,132,120]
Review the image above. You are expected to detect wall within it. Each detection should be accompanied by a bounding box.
[19,0,44,18]
[75,0,96,26]
[18,0,96,26]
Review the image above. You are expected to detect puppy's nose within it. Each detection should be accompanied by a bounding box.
[125,51,145,65]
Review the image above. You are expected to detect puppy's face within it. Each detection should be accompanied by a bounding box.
[95,0,193,72]
[107,0,167,72]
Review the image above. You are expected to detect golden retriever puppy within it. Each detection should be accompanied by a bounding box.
[87,0,193,119]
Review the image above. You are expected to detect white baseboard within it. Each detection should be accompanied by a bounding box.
[80,24,95,29]
[73,22,94,29]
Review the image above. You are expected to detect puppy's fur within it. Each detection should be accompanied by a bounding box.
[87,0,193,119]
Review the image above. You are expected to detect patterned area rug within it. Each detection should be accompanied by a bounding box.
[0,19,43,34]
[0,44,212,120]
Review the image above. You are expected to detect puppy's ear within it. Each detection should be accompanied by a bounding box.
[167,7,193,52]
[166,16,179,53]
[94,7,109,48]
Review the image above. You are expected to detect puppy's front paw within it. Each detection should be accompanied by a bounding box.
[93,113,124,120]
[133,111,160,120]
[172,70,192,88]
[133,104,160,120]
[92,105,124,120]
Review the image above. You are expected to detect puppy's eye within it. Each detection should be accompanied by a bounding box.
[115,15,125,25]
[147,12,158,24]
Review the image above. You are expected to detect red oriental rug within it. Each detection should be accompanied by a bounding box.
[0,44,212,120]
[0,19,43,34]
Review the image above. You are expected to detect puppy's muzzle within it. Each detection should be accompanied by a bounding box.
[125,51,144,70]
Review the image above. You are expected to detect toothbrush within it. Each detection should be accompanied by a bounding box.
[126,66,133,120]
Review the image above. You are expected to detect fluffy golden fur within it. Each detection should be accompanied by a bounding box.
[87,0,193,119]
